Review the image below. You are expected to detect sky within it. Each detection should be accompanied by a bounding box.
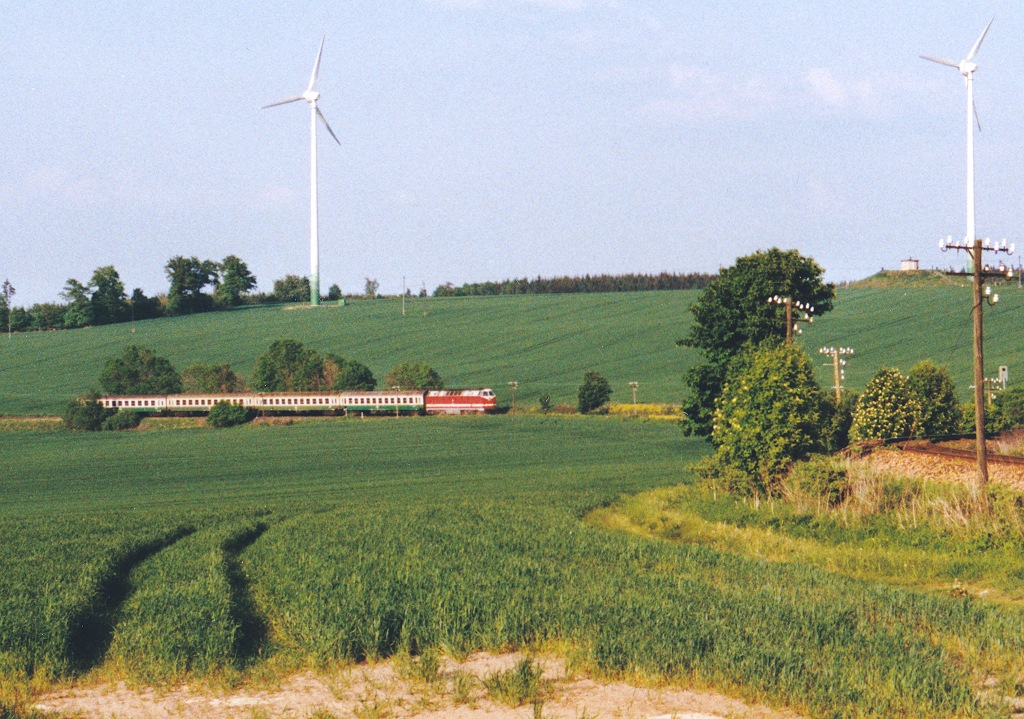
[3,1,1024,306]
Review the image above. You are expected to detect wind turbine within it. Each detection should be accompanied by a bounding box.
[921,18,993,268]
[263,36,341,306]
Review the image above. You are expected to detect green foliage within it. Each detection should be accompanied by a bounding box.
[990,386,1024,433]
[62,394,112,431]
[710,343,828,493]
[680,248,835,437]
[89,266,129,325]
[99,346,182,395]
[181,363,246,393]
[483,659,545,707]
[907,360,962,436]
[272,275,310,303]
[850,368,922,442]
[823,391,858,452]
[364,277,379,299]
[206,401,255,428]
[327,284,343,301]
[323,354,376,391]
[384,362,443,390]
[251,340,325,392]
[165,256,218,315]
[538,393,552,412]
[61,278,94,328]
[785,455,849,507]
[213,255,257,308]
[577,371,612,413]
[101,410,143,432]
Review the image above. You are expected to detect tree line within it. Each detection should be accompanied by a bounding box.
[0,259,356,333]
[432,272,715,297]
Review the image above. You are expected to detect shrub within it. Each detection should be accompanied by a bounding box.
[577,371,612,413]
[710,343,827,495]
[823,391,858,452]
[538,393,552,412]
[384,362,443,390]
[207,401,255,428]
[323,354,376,391]
[850,368,922,441]
[101,410,143,431]
[907,360,962,437]
[63,394,112,431]
[991,387,1024,433]
[786,455,849,507]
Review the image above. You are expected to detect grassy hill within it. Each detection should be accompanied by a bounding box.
[3,283,1022,415]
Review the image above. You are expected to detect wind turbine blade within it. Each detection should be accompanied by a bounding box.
[974,101,982,132]
[965,18,994,62]
[317,107,341,145]
[262,95,305,109]
[308,36,325,92]
[920,55,959,68]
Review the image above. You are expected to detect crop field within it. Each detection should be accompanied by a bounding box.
[3,418,1024,718]
[2,284,1023,416]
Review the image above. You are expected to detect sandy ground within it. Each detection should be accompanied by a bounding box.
[866,446,1024,489]
[33,652,805,719]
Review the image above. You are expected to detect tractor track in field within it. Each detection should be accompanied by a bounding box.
[66,526,196,672]
[221,522,270,666]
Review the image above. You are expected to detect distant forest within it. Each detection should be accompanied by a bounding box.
[433,272,716,297]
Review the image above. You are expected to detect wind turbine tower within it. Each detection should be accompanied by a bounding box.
[921,19,992,271]
[264,37,341,306]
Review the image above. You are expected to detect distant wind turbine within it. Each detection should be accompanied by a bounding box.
[263,36,341,307]
[921,18,993,267]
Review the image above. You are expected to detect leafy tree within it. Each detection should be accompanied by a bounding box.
[384,362,443,390]
[538,393,552,412]
[89,266,129,324]
[63,393,113,431]
[272,275,310,303]
[577,371,612,413]
[323,354,376,390]
[327,284,343,301]
[214,255,257,307]
[907,360,962,437]
[61,278,95,328]
[710,343,828,494]
[1,279,13,337]
[989,387,1024,433]
[29,302,66,331]
[251,339,326,391]
[850,368,922,442]
[678,248,835,437]
[8,307,30,332]
[99,345,182,395]
[207,401,255,428]
[165,255,218,315]
[181,363,247,393]
[130,288,164,321]
[364,277,380,299]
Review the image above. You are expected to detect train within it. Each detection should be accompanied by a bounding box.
[98,388,498,416]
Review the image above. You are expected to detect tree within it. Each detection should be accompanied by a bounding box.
[90,265,129,325]
[181,363,247,393]
[1,279,13,338]
[710,343,828,494]
[61,278,94,328]
[251,339,326,391]
[272,275,310,303]
[165,256,218,315]
[214,255,257,307]
[63,393,112,431]
[384,362,443,390]
[364,278,380,299]
[99,345,182,395]
[130,288,164,321]
[327,284,343,301]
[679,248,835,437]
[577,371,612,413]
[907,360,962,437]
[207,401,255,428]
[991,387,1024,433]
[850,368,922,442]
[323,354,376,390]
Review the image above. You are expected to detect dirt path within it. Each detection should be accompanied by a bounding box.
[34,652,805,719]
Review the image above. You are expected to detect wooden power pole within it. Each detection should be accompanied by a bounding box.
[767,295,816,343]
[819,347,853,404]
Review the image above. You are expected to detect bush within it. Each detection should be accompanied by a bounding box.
[101,410,143,431]
[63,394,112,431]
[786,455,849,507]
[577,371,612,413]
[384,362,443,390]
[850,368,922,441]
[907,360,962,437]
[538,393,552,412]
[823,391,858,452]
[710,343,827,495]
[991,386,1024,432]
[207,401,255,428]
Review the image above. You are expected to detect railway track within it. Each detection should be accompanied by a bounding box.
[868,438,1024,467]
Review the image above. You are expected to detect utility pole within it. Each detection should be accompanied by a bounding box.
[940,235,1014,494]
[628,381,639,410]
[818,347,853,404]
[767,295,816,343]
[402,276,406,317]
[508,381,518,415]
[1,279,14,339]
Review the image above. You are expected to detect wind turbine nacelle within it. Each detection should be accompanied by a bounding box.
[959,61,978,76]
[303,90,320,103]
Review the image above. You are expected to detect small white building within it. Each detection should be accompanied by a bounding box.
[900,258,920,272]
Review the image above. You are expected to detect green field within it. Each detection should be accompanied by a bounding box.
[1,285,1021,416]
[3,418,1024,718]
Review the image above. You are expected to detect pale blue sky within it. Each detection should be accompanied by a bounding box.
[2,1,1022,305]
